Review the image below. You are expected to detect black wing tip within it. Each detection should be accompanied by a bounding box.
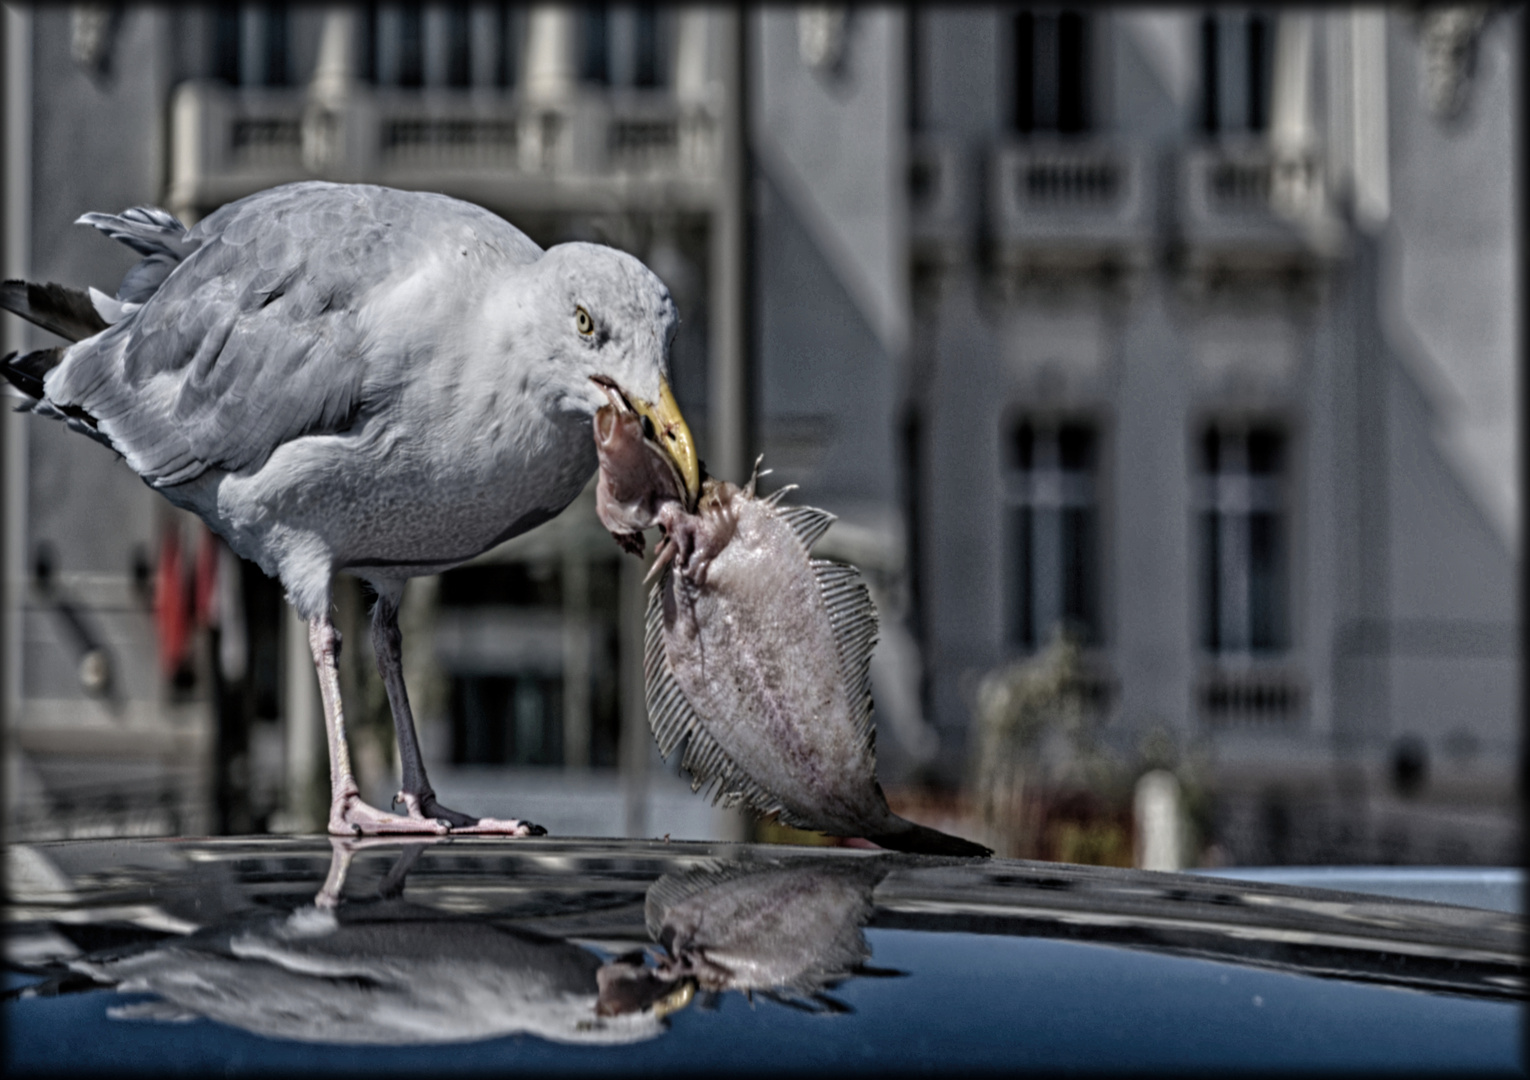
[1,347,63,400]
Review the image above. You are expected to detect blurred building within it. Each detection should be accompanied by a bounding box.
[1,6,1519,863]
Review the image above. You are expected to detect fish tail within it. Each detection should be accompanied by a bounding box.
[869,820,993,858]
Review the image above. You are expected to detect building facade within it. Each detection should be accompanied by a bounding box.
[2,6,1520,863]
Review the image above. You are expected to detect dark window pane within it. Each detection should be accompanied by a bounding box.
[452,675,509,764]
[438,563,562,608]
[581,5,609,85]
[1014,11,1035,133]
[358,3,378,83]
[265,4,289,87]
[447,2,471,87]
[1062,506,1097,643]
[1248,511,1285,650]
[213,7,241,84]
[1247,427,1283,474]
[1057,11,1088,133]
[1200,15,1219,135]
[1008,505,1034,648]
[495,4,514,87]
[1247,15,1269,132]
[1012,421,1035,472]
[1058,423,1095,471]
[1200,425,1221,474]
[1199,511,1220,651]
[399,3,424,87]
[634,3,659,87]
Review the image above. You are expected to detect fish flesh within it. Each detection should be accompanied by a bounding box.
[592,385,990,857]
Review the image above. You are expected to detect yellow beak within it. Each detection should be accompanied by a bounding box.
[650,978,696,1020]
[631,378,701,510]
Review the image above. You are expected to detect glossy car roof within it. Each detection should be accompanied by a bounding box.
[4,837,1523,1074]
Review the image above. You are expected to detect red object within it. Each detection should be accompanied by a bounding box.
[194,526,220,627]
[154,525,190,679]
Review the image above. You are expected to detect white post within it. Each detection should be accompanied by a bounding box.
[523,5,576,102]
[674,8,711,105]
[1134,769,1185,872]
[304,7,356,175]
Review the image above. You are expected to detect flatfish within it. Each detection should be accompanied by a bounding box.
[592,386,990,857]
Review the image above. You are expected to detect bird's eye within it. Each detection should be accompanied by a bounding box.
[575,307,594,336]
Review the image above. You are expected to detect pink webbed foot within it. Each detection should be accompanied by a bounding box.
[394,791,546,837]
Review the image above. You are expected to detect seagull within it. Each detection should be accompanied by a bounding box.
[1,181,700,836]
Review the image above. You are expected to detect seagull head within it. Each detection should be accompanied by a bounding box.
[533,242,700,508]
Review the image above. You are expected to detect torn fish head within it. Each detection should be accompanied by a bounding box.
[592,381,688,553]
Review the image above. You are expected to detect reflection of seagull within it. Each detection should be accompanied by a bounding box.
[599,858,901,1015]
[66,839,680,1046]
[1,183,700,834]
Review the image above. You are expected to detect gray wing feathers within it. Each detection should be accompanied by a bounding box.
[810,560,879,753]
[44,183,515,486]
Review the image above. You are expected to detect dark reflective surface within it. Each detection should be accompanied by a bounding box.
[5,837,1524,1074]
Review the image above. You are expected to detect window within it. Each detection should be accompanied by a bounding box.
[1197,424,1289,654]
[1013,9,1091,135]
[1199,10,1274,136]
[1005,419,1101,649]
[212,4,290,87]
[361,2,520,89]
[440,561,623,769]
[582,4,665,89]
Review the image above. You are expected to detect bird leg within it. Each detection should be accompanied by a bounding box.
[370,590,545,836]
[312,614,449,836]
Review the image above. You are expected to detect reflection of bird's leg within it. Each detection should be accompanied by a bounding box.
[316,835,441,907]
[376,840,430,898]
[316,835,358,908]
[369,585,544,836]
[315,613,448,836]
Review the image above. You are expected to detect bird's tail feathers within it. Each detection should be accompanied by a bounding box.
[1,347,64,401]
[77,207,196,261]
[869,820,993,858]
[0,280,109,343]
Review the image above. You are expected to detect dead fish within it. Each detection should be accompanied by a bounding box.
[645,859,900,1010]
[592,387,991,858]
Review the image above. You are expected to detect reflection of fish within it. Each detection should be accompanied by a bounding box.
[64,841,675,1047]
[593,396,990,857]
[600,858,900,1015]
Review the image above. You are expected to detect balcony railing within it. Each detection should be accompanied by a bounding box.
[169,80,722,217]
[988,139,1152,274]
[1177,142,1345,278]
[1198,666,1306,728]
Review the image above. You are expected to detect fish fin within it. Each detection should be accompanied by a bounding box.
[776,504,836,552]
[868,821,993,858]
[810,560,880,755]
[644,578,791,820]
